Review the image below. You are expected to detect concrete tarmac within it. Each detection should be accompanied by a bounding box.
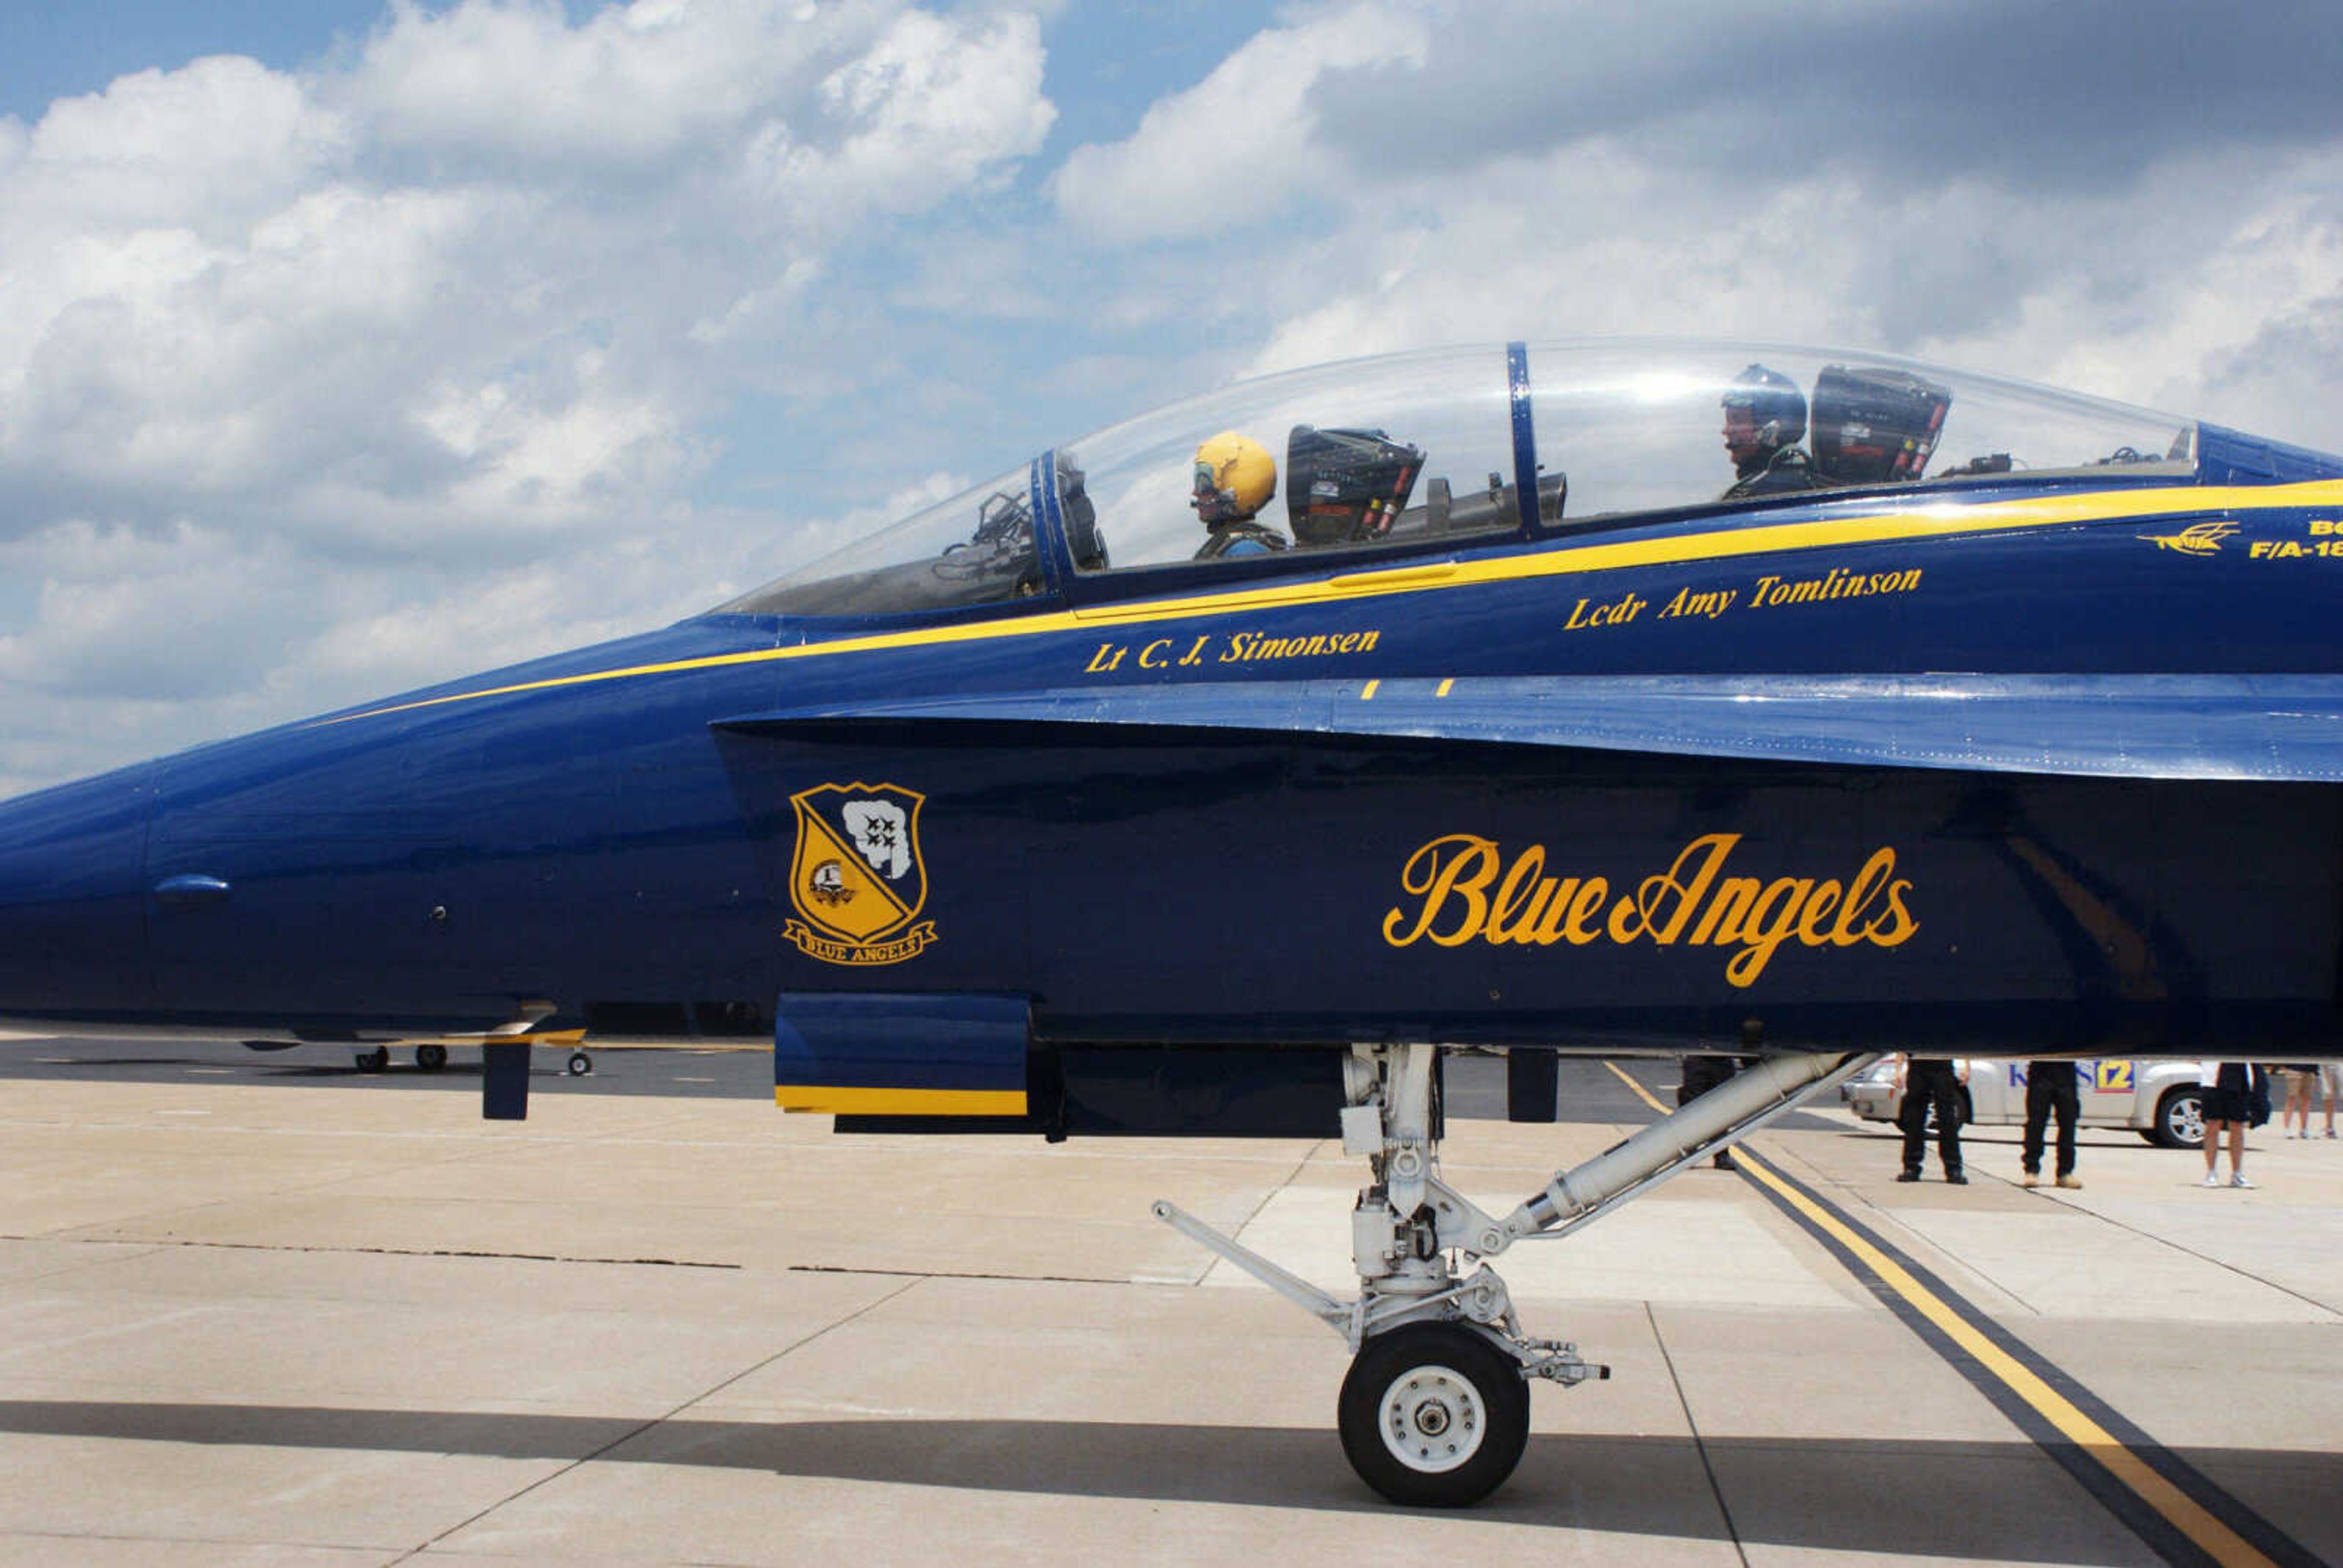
[0,1049,2336,1566]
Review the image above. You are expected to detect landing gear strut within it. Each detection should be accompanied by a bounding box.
[1156,1043,1872,1506]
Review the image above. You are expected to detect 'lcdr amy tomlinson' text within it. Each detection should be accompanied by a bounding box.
[1381,832,1918,987]
[1565,566,1924,630]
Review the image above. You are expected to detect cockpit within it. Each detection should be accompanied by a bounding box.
[716,339,2242,620]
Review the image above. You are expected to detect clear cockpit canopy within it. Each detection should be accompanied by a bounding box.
[1060,345,1545,573]
[717,340,2198,618]
[717,462,1046,617]
[1522,340,2191,519]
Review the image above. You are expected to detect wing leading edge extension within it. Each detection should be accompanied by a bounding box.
[714,674,2343,782]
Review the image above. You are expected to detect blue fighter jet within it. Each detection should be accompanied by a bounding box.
[4,339,2341,1505]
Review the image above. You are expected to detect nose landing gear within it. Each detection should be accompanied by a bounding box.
[1155,1041,1870,1506]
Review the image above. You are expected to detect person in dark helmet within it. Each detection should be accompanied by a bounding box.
[1721,364,1827,498]
[1189,431,1289,559]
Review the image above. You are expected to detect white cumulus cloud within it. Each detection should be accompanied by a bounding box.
[0,1,1058,797]
[7,0,2343,803]
[1051,1,1426,245]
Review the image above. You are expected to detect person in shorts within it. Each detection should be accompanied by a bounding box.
[2198,1061,2266,1188]
[2281,1065,2320,1138]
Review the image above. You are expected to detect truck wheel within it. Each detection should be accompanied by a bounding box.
[2150,1086,2204,1149]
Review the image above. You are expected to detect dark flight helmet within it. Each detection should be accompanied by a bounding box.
[1722,363,1809,455]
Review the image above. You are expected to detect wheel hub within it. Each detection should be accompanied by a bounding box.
[1380,1365,1484,1473]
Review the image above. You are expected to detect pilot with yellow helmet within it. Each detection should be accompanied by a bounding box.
[1190,431,1288,559]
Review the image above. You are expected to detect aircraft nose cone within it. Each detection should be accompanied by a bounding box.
[0,765,154,1022]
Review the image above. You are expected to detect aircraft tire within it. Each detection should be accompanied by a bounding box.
[355,1048,390,1074]
[566,1052,592,1077]
[415,1044,448,1072]
[1337,1322,1528,1508]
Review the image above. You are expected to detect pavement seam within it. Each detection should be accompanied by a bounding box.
[1642,1300,1752,1568]
[3,1232,740,1270]
[0,1239,176,1287]
[1890,1167,2051,1318]
[1611,1063,2038,1317]
[1187,1138,1332,1289]
[788,1262,1128,1284]
[1610,1062,2322,1567]
[2021,1193,2342,1320]
[2,1108,732,1254]
[1733,1148,2322,1568]
[1757,1120,2043,1317]
[0,1525,391,1558]
[1778,1126,2341,1323]
[385,1273,927,1564]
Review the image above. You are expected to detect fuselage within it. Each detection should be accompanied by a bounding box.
[3,461,2339,1059]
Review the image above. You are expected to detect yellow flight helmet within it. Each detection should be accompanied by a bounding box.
[1190,430,1276,524]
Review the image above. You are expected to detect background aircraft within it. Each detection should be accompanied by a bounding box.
[3,339,2339,1505]
[236,1016,593,1077]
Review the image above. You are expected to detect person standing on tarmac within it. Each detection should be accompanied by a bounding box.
[2198,1060,2265,1188]
[2281,1065,2320,1138]
[1894,1054,1968,1184]
[2020,1059,2082,1189]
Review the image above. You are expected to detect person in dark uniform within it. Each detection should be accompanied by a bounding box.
[1677,1052,1744,1168]
[2020,1059,2082,1189]
[1719,364,1828,498]
[1895,1054,1968,1183]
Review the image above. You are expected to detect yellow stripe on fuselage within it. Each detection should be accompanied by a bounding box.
[776,1085,1029,1117]
[318,480,2343,728]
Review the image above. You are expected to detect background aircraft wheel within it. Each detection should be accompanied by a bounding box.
[566,1052,592,1077]
[2149,1086,2204,1149]
[415,1044,448,1072]
[355,1048,390,1074]
[1337,1323,1529,1508]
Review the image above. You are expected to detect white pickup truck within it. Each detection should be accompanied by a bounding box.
[1840,1059,2205,1149]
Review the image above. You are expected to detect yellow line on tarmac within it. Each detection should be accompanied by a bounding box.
[1599,1059,2275,1568]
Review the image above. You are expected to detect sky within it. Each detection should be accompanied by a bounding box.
[3,0,2342,798]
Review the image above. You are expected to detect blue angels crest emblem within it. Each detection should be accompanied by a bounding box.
[784,782,938,966]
